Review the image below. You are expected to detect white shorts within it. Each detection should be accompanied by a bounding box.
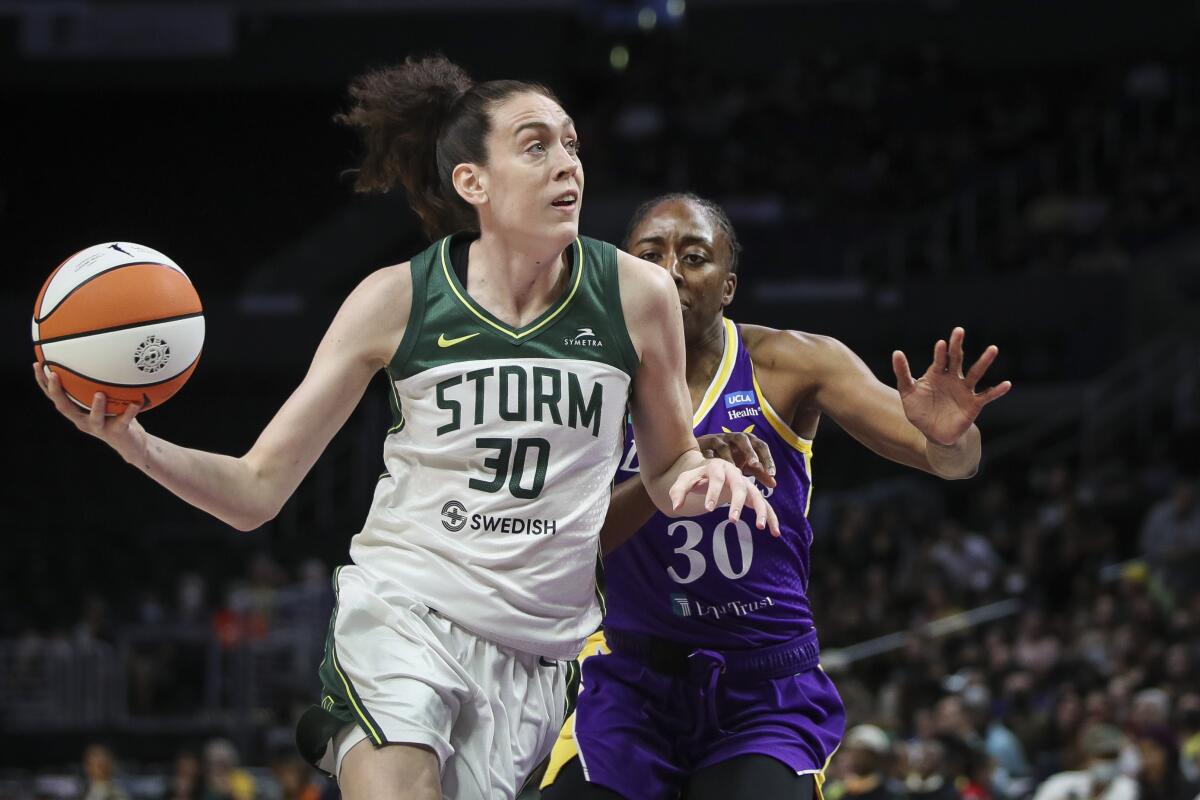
[316,565,570,800]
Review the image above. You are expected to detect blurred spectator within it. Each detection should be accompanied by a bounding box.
[903,738,963,800]
[270,751,323,800]
[1133,727,1199,800]
[1177,694,1200,784]
[163,750,204,800]
[201,739,255,800]
[1139,478,1200,596]
[930,520,1002,594]
[1032,725,1137,800]
[829,725,903,800]
[80,744,129,800]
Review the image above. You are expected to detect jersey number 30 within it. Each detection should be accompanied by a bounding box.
[666,519,754,584]
[470,437,550,499]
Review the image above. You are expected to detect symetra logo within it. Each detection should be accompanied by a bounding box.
[565,327,603,347]
[724,391,756,409]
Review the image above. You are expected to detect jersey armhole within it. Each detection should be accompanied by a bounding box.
[386,254,430,376]
[601,241,643,378]
[745,336,814,455]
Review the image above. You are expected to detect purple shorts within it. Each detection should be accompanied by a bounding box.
[572,633,845,799]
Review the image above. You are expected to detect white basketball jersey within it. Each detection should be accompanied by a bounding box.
[349,235,637,659]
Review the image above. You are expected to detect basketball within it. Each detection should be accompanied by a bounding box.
[31,242,205,415]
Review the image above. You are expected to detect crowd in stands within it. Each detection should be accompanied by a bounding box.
[816,428,1200,800]
[5,412,1198,799]
[5,39,1200,800]
[584,51,1200,280]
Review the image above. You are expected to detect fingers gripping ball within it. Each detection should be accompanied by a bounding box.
[32,243,205,415]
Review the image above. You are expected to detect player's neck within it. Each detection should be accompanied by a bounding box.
[685,316,727,398]
[466,231,571,325]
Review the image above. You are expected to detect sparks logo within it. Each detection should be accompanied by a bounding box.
[724,391,756,408]
[565,327,603,347]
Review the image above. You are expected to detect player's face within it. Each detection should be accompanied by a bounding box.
[480,92,583,250]
[627,199,736,343]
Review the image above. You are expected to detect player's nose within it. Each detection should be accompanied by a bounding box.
[667,255,685,286]
[552,144,578,181]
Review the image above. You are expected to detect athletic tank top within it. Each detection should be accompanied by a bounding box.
[349,233,638,660]
[603,318,816,649]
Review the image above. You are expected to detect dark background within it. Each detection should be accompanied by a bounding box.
[2,1,1199,797]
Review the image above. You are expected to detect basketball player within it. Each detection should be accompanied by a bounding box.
[540,193,1011,800]
[31,61,778,800]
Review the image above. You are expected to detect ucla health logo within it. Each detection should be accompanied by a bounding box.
[725,390,759,419]
[724,391,755,408]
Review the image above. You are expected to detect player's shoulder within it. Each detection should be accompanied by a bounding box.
[336,262,414,350]
[351,262,413,309]
[739,323,850,371]
[615,248,675,310]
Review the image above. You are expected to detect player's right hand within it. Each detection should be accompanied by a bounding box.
[33,362,146,462]
[668,457,781,537]
[696,430,776,489]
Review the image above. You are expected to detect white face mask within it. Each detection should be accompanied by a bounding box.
[1089,760,1119,784]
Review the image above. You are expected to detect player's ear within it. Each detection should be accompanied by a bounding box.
[453,162,488,207]
[721,271,737,308]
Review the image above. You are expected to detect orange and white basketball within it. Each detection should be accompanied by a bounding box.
[32,242,204,414]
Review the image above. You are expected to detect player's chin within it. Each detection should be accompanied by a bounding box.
[540,213,579,244]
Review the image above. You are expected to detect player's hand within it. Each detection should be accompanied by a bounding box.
[668,457,780,536]
[33,362,146,462]
[695,430,776,489]
[892,327,1012,446]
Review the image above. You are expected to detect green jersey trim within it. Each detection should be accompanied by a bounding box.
[387,258,429,380]
[438,235,586,341]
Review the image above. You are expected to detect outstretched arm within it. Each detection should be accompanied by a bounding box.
[617,251,778,533]
[754,326,1010,480]
[34,264,411,530]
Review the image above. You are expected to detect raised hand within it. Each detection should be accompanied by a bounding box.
[891,327,1011,446]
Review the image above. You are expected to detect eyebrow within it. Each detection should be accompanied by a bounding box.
[513,117,576,136]
[633,234,714,248]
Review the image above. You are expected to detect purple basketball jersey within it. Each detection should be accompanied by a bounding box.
[604,318,817,650]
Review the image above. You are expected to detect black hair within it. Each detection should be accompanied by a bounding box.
[336,54,561,240]
[623,192,743,274]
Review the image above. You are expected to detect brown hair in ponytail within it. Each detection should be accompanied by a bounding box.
[336,55,561,240]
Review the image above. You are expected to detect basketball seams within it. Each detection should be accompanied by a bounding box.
[37,242,185,319]
[41,353,202,390]
[49,359,201,414]
[34,311,205,346]
[33,249,81,323]
[35,261,176,323]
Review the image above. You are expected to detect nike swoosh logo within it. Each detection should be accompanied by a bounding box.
[437,332,481,348]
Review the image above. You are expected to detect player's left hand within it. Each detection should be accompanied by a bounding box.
[668,457,781,536]
[892,327,1012,446]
